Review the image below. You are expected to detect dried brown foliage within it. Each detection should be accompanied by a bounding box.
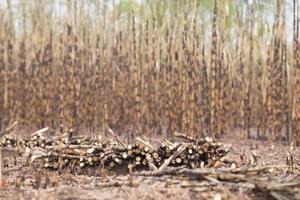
[0,0,298,145]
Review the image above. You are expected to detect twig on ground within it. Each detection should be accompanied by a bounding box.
[134,166,271,177]
[133,166,186,176]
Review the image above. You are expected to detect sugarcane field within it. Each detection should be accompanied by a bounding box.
[0,0,300,199]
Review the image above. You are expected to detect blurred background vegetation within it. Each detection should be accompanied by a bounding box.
[0,0,293,41]
[0,0,299,145]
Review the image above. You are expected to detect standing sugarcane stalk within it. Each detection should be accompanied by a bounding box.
[272,1,284,140]
[218,36,228,136]
[265,0,286,141]
[238,21,247,139]
[292,0,300,146]
[282,42,290,140]
[248,4,254,139]
[0,38,4,131]
[200,45,210,136]
[242,2,254,139]
[132,11,141,135]
[2,0,15,131]
[281,2,289,141]
[210,0,220,138]
[235,6,246,137]
[15,0,27,128]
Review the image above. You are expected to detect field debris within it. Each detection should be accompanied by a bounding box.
[0,128,300,199]
[1,127,231,172]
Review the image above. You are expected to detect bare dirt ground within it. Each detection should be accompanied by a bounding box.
[0,135,299,200]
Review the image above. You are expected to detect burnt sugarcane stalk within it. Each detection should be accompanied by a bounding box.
[6,127,231,173]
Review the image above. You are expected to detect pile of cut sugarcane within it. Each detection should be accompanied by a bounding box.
[0,127,231,172]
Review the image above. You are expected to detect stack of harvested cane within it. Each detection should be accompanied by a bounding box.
[0,135,17,147]
[1,127,231,172]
